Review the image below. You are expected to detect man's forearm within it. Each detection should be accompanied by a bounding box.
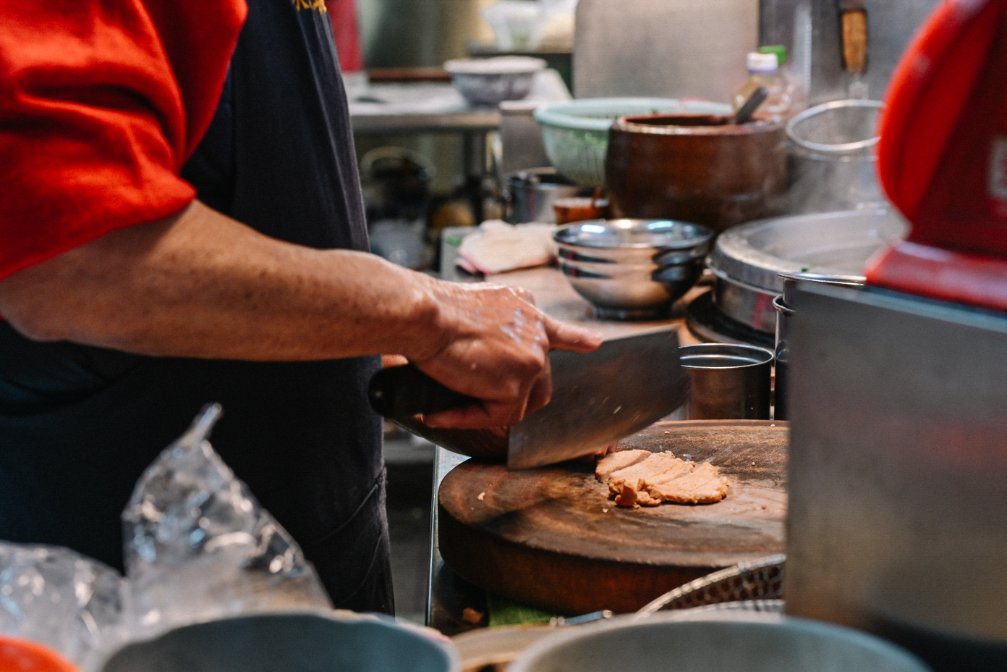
[0,201,445,361]
[0,200,604,426]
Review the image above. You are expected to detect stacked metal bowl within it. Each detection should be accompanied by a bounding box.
[554,219,714,320]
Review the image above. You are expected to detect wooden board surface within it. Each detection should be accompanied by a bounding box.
[438,420,788,615]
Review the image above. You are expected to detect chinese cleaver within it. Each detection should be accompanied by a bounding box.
[368,329,688,469]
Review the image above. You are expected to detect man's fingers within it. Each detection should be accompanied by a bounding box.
[544,317,603,353]
[524,358,553,416]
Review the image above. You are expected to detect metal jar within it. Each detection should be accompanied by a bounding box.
[504,167,584,224]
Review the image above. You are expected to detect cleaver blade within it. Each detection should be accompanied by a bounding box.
[367,329,688,469]
[506,329,687,469]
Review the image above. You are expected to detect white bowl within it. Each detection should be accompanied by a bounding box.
[444,56,546,106]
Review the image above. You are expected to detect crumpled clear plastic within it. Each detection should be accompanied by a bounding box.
[0,403,333,670]
[121,404,332,634]
[0,542,124,669]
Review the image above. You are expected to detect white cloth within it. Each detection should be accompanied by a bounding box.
[456,220,557,275]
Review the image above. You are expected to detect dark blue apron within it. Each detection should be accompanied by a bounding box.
[0,0,392,614]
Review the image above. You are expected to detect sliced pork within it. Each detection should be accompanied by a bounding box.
[593,448,651,481]
[595,449,730,508]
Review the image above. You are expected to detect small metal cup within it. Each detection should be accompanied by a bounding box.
[675,343,774,420]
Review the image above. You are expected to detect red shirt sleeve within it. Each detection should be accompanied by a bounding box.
[0,0,247,280]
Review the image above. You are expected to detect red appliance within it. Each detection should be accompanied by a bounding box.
[866,0,1007,310]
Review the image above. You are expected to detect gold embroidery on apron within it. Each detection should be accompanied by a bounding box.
[292,0,327,12]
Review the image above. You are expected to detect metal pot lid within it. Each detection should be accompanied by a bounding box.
[707,208,908,294]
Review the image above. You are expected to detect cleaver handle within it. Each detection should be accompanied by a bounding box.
[368,364,477,418]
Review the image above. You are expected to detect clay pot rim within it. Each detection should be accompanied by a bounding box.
[613,113,783,136]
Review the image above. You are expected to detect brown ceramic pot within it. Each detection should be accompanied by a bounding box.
[604,114,788,234]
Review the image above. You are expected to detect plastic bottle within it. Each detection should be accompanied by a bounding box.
[733,51,791,122]
[758,44,808,115]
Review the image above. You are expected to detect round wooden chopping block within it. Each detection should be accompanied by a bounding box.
[438,420,788,615]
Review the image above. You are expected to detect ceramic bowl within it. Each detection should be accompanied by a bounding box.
[444,56,546,106]
[533,98,731,187]
[605,113,789,233]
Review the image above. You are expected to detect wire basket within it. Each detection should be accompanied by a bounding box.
[636,554,786,616]
[786,99,883,158]
[784,100,887,212]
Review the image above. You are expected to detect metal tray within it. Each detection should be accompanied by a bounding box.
[705,209,908,332]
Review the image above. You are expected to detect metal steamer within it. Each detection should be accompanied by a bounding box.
[688,208,908,346]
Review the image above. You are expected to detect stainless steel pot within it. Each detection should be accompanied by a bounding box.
[772,294,793,419]
[706,208,907,334]
[780,269,865,304]
[504,167,584,223]
[709,266,780,334]
[773,271,864,420]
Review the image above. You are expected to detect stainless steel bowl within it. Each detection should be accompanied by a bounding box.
[558,257,663,276]
[553,219,712,320]
[555,218,714,258]
[558,256,704,320]
[556,242,710,266]
[99,611,460,672]
[509,611,932,672]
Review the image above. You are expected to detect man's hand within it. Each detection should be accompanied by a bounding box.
[404,281,602,429]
